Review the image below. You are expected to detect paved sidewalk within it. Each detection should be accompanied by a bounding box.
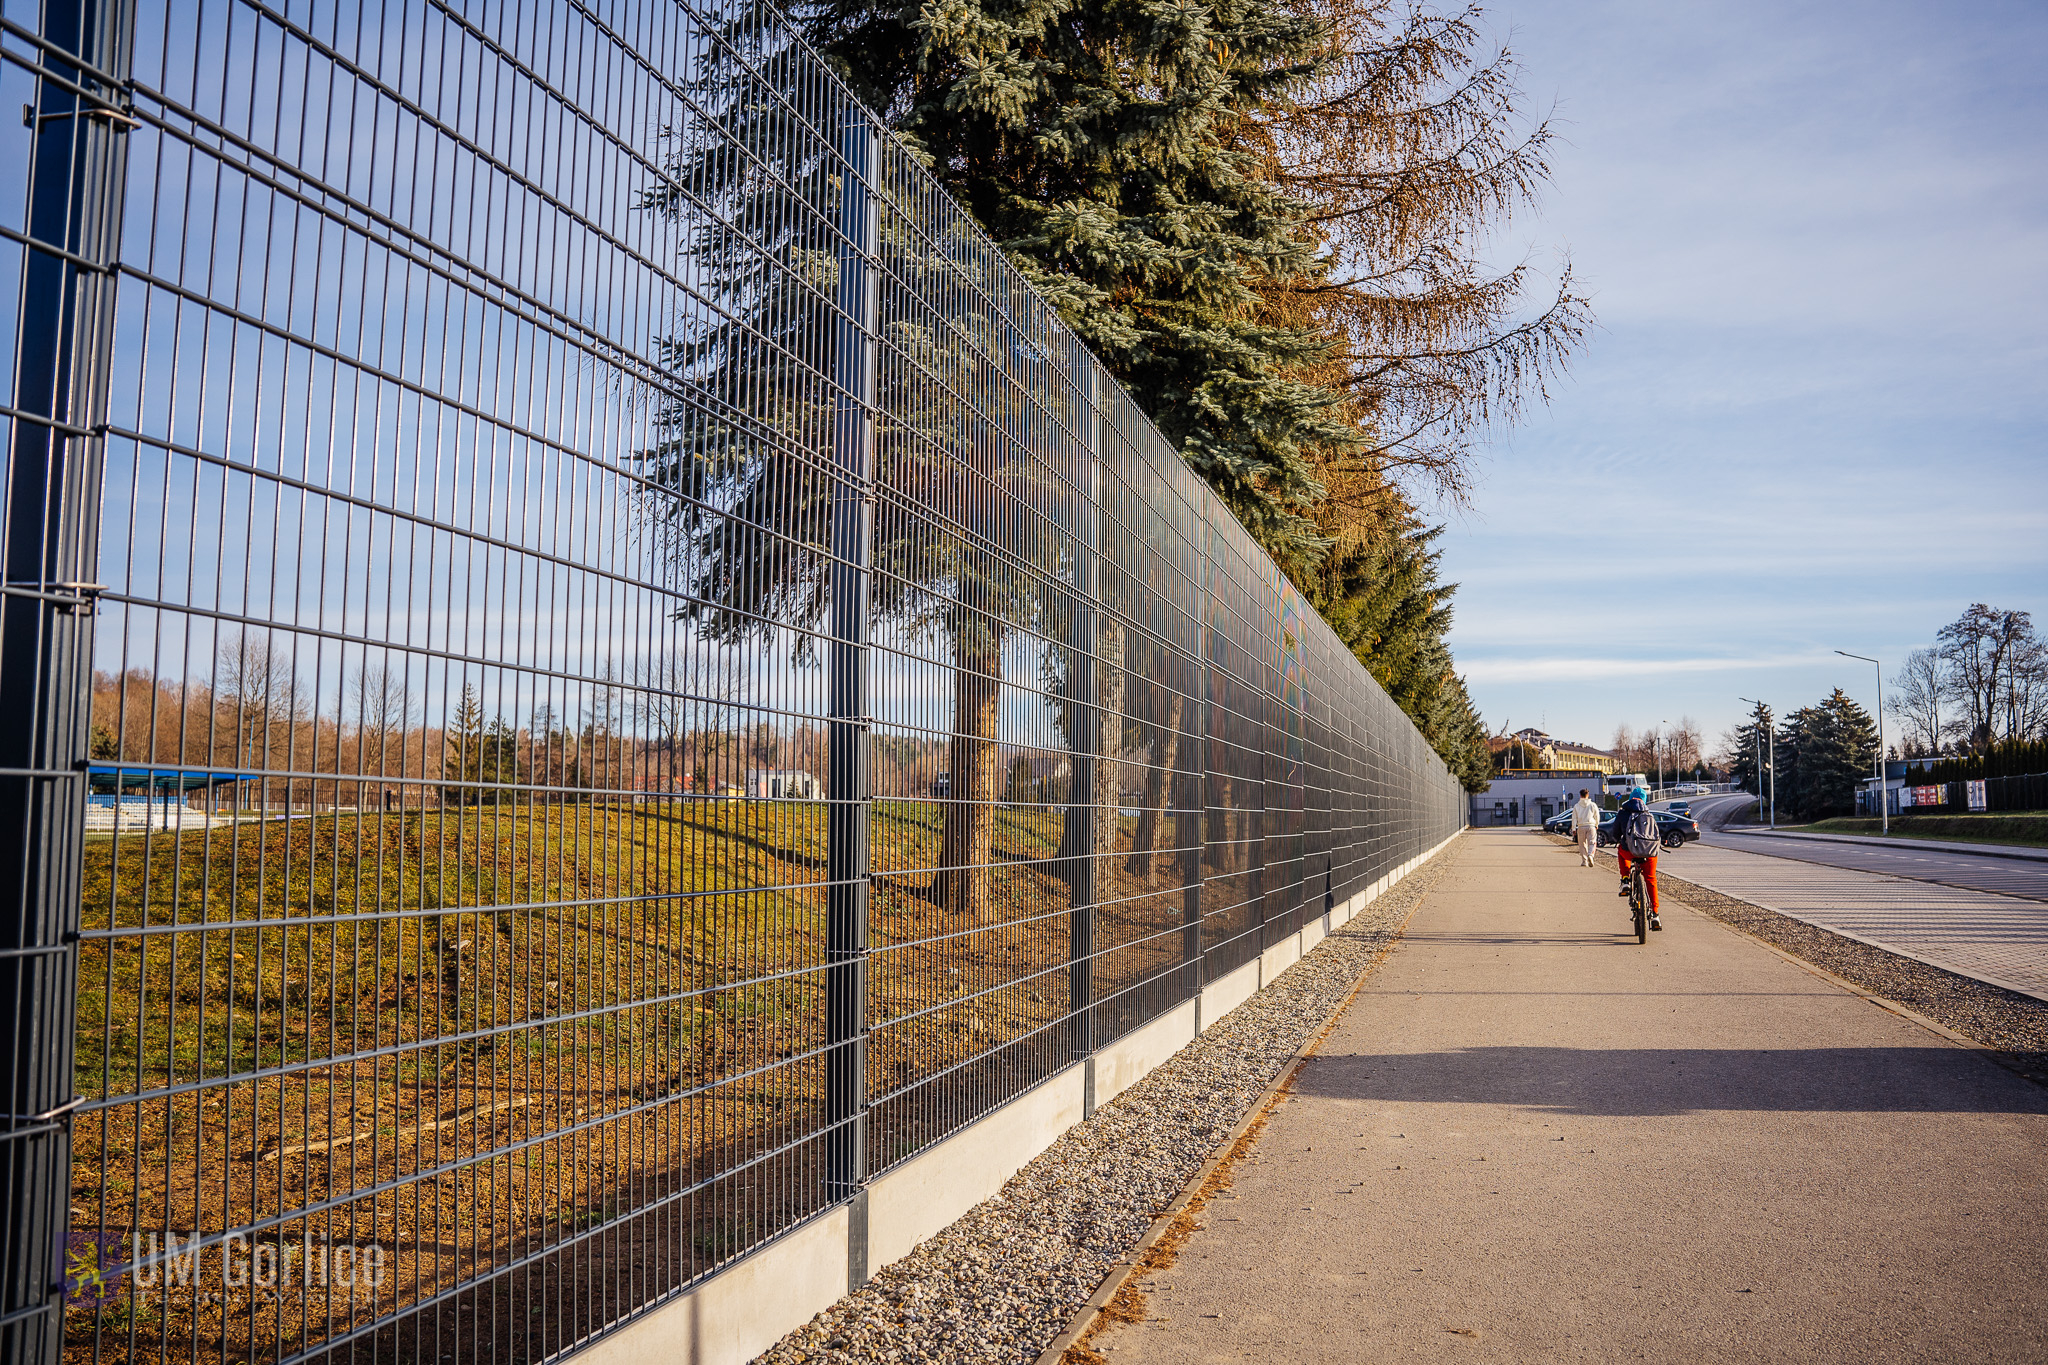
[1089,830,2048,1364]
[1671,841,2048,1000]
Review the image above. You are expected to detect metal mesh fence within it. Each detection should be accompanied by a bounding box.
[0,0,1466,1359]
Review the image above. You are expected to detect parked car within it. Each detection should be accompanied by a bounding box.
[1660,811,1701,843]
[1543,808,1697,847]
[1591,809,1700,848]
[1629,810,1699,847]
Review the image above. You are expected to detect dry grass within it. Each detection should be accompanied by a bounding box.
[67,796,1193,1363]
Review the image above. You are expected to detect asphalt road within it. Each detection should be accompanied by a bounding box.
[1683,792,2048,904]
[1089,830,2048,1364]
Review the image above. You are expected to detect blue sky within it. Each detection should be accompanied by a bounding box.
[1436,0,2048,756]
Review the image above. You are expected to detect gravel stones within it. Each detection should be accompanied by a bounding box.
[754,849,1460,1365]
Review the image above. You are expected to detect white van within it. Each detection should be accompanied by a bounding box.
[1603,773,1648,798]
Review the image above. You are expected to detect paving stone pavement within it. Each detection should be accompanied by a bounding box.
[1087,829,2048,1365]
[1666,840,2048,1001]
[1704,828,2048,902]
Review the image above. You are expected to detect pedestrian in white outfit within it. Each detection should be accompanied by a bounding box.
[1570,788,1602,866]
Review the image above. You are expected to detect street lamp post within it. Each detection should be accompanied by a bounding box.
[1836,650,1888,835]
[1739,696,1774,828]
[1658,719,1668,793]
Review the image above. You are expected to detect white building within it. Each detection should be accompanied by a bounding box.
[745,769,821,800]
[1469,770,1611,827]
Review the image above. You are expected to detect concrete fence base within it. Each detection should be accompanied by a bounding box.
[580,830,1463,1365]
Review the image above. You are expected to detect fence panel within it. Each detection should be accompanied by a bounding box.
[1,0,1467,1360]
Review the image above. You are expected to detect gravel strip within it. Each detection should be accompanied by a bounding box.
[754,844,1463,1365]
[1576,836,2048,1086]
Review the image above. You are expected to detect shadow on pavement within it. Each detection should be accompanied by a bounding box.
[1295,1046,2048,1116]
[1400,931,1643,947]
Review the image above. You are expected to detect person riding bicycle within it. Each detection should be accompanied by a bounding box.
[1614,786,1663,931]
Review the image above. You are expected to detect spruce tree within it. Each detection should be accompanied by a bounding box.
[1306,504,1487,786]
[1725,701,1774,804]
[793,0,1351,562]
[443,685,486,809]
[1773,705,1819,822]
[1816,688,1879,818]
[1773,691,1877,821]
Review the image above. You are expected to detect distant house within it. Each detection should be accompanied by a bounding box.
[745,769,820,799]
[1493,728,1621,775]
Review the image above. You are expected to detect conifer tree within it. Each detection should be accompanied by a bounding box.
[1246,0,1588,510]
[443,685,486,808]
[1815,688,1879,818]
[1772,690,1877,821]
[791,0,1572,788]
[642,51,1071,921]
[1723,701,1774,803]
[1306,503,1486,785]
[793,0,1351,561]
[482,717,521,806]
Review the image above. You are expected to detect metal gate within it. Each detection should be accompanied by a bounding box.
[0,0,1468,1361]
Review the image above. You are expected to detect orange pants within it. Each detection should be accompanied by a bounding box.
[1617,847,1660,911]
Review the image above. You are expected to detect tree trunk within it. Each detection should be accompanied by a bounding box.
[1126,685,1183,883]
[1093,619,1126,863]
[934,624,1002,921]
[1208,771,1235,874]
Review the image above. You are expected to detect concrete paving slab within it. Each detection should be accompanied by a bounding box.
[1089,829,2048,1364]
[1669,841,2048,1000]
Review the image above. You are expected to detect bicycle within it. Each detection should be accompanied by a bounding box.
[1626,862,1649,944]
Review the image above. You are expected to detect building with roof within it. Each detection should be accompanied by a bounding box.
[1491,728,1622,775]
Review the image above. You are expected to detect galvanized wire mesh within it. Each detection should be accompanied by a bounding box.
[0,0,1466,1360]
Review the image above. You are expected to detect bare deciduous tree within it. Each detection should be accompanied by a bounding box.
[347,662,414,775]
[215,632,306,769]
[1886,647,1949,755]
[1936,604,2044,748]
[1668,717,1703,775]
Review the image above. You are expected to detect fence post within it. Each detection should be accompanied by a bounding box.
[1,0,128,1357]
[1063,365,1099,1065]
[825,107,877,1245]
[1185,503,1210,997]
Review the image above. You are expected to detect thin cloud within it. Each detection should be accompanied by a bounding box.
[1438,0,2046,746]
[1460,653,1832,684]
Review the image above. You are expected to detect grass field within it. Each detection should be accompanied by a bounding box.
[66,794,1197,1362]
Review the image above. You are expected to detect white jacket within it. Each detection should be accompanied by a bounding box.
[1571,796,1601,830]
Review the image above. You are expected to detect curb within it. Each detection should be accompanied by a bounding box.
[1030,869,1444,1365]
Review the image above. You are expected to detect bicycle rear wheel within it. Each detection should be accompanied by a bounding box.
[1631,869,1648,944]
